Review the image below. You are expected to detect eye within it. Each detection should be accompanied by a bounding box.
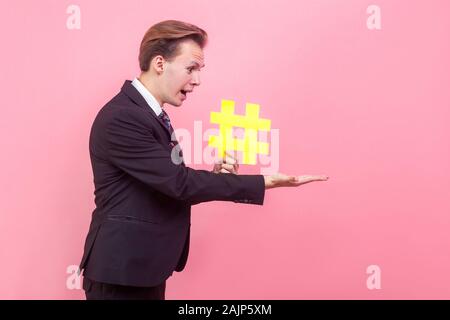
[186,67,194,74]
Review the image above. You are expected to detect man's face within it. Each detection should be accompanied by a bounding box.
[160,40,205,107]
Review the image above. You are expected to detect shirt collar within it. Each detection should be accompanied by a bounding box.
[131,77,163,116]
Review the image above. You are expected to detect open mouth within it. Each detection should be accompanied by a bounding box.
[180,90,190,100]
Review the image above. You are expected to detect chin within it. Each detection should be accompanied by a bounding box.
[170,100,183,107]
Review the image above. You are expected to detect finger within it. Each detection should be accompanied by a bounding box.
[212,163,222,173]
[220,168,230,174]
[297,175,329,184]
[309,175,329,181]
[226,154,239,172]
[221,163,237,174]
[225,156,239,173]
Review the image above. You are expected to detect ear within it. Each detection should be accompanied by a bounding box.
[151,55,165,74]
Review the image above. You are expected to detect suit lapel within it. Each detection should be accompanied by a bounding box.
[121,80,172,138]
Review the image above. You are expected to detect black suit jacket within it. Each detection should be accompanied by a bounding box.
[79,80,265,287]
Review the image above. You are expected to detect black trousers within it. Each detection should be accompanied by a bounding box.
[83,277,166,300]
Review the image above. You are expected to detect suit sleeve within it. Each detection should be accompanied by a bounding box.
[105,108,265,205]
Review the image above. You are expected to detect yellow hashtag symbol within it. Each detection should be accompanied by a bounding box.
[208,99,271,165]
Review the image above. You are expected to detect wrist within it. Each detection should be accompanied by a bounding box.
[264,175,274,189]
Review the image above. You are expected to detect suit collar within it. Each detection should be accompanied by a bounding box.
[131,77,163,116]
[121,80,172,138]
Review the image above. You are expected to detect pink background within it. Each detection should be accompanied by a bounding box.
[1,0,449,299]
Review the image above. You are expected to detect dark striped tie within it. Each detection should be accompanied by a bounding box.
[158,109,173,133]
[158,109,184,164]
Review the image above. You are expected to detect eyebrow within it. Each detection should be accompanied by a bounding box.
[189,61,205,68]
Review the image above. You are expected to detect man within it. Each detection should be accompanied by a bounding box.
[79,20,328,300]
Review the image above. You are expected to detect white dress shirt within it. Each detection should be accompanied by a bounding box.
[131,77,163,116]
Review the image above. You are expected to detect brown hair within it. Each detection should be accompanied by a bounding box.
[138,20,208,72]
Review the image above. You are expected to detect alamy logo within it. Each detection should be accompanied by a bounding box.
[366,5,381,30]
[66,5,81,30]
[66,264,81,290]
[366,264,382,290]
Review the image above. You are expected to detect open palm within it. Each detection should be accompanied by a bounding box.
[265,173,329,189]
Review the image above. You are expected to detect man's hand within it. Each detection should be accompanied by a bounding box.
[212,151,239,174]
[264,173,329,189]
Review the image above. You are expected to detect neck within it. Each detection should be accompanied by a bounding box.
[137,73,164,108]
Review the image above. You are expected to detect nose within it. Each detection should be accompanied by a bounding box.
[191,72,201,86]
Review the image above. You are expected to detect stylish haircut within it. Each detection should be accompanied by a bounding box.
[138,20,208,72]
